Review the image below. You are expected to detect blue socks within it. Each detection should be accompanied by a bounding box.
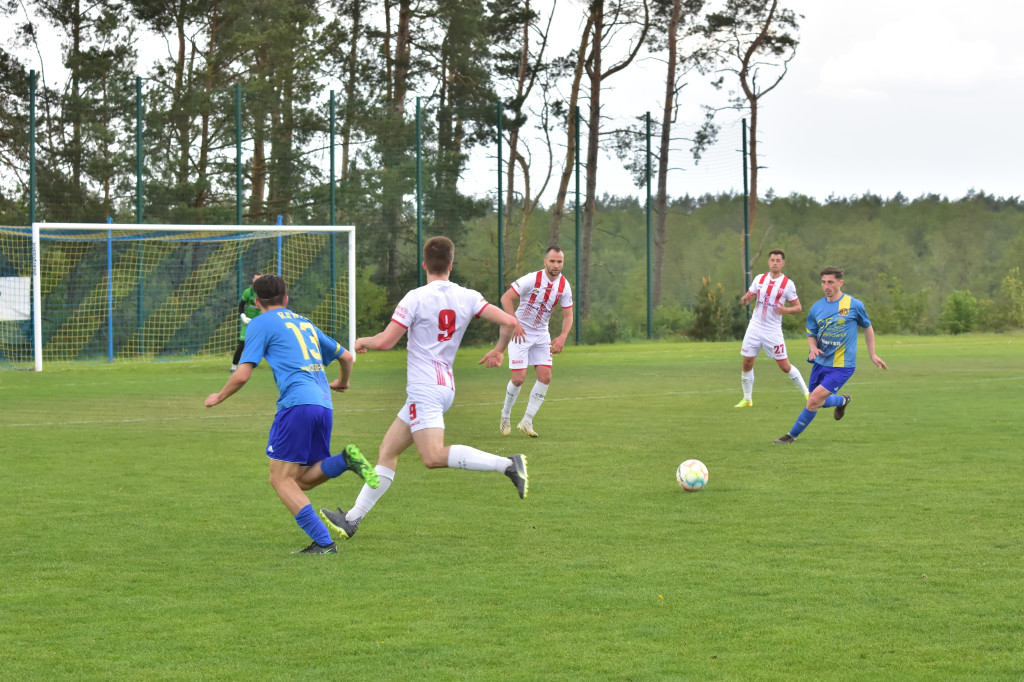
[320,453,350,478]
[295,504,333,546]
[789,408,817,437]
[789,395,846,438]
[823,394,845,408]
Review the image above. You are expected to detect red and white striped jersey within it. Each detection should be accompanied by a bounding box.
[508,270,574,332]
[391,280,490,390]
[747,273,799,330]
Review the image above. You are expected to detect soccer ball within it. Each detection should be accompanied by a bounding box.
[676,459,709,492]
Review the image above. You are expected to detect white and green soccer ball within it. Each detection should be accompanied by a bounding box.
[676,459,708,492]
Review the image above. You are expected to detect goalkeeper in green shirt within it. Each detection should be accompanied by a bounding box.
[231,273,262,372]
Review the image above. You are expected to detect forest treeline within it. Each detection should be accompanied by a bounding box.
[449,190,1024,345]
[2,1,1020,344]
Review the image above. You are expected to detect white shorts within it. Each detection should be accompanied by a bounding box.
[398,384,455,432]
[740,325,788,360]
[509,329,552,370]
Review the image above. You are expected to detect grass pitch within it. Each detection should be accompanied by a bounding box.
[2,335,1022,680]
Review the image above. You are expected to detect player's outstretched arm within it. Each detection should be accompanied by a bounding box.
[206,363,253,407]
[500,288,527,342]
[477,305,518,367]
[355,321,406,353]
[330,349,355,392]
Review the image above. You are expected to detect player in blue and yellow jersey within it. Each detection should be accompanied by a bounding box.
[773,266,887,444]
[205,274,379,554]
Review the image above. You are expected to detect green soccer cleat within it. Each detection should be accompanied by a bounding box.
[734,399,753,408]
[505,454,529,499]
[341,444,379,489]
[292,541,338,555]
[320,507,359,540]
[517,420,539,438]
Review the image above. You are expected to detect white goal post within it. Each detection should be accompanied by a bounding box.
[0,223,355,371]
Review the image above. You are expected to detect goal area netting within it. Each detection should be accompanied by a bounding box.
[0,223,355,371]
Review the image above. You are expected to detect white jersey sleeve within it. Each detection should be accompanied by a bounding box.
[393,280,490,389]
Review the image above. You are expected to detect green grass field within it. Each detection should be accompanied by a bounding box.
[2,335,1022,680]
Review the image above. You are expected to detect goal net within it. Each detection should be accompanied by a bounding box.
[0,223,355,371]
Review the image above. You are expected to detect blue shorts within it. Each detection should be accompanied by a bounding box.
[266,404,333,465]
[808,364,855,395]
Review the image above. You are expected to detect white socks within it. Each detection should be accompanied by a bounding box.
[523,381,549,422]
[447,444,509,472]
[740,370,754,401]
[502,380,521,418]
[347,465,395,524]
[787,366,809,394]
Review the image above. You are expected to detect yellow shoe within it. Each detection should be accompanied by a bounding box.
[734,399,752,408]
[517,420,539,437]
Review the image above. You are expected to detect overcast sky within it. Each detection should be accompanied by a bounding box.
[567,0,1024,202]
[12,0,1022,203]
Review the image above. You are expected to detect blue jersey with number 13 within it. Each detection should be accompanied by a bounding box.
[240,309,345,411]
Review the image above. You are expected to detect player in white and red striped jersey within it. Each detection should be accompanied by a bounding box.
[492,247,574,438]
[736,248,810,407]
[318,237,528,542]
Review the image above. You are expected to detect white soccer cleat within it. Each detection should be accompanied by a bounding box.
[500,417,511,436]
[517,420,538,438]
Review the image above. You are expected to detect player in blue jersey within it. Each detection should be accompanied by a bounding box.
[773,266,887,444]
[205,274,379,554]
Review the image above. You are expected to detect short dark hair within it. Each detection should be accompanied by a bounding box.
[768,249,785,260]
[820,266,844,280]
[424,236,454,275]
[254,274,287,306]
[545,246,564,256]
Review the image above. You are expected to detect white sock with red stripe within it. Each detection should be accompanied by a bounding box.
[741,371,754,401]
[447,444,510,472]
[502,381,521,419]
[523,381,549,422]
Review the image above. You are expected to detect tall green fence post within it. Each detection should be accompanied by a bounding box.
[497,101,504,301]
[742,118,750,308]
[329,91,338,334]
[136,76,143,224]
[416,97,423,287]
[645,112,652,340]
[235,83,243,226]
[236,83,243,325]
[29,70,36,225]
[574,105,582,345]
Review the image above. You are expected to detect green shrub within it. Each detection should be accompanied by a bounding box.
[940,289,978,334]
